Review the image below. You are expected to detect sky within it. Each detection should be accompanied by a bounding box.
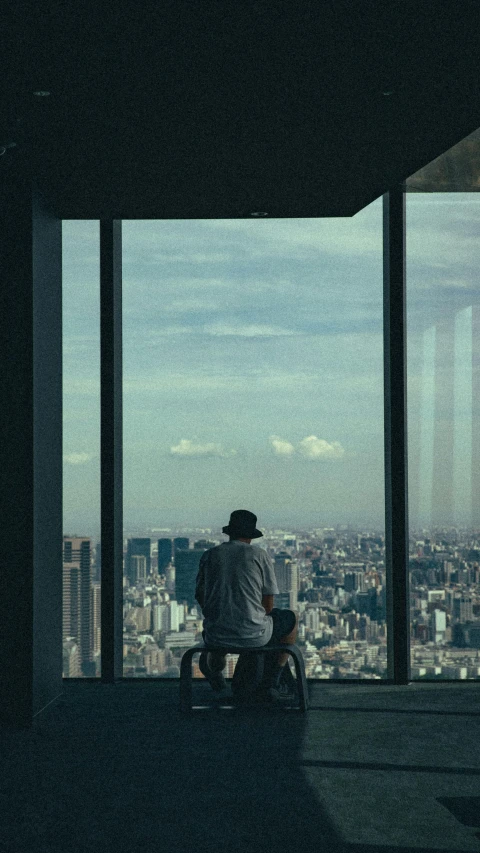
[62,194,480,537]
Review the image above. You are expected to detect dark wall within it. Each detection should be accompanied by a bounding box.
[0,172,62,726]
[32,187,63,718]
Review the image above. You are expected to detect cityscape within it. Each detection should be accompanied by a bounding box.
[62,524,480,681]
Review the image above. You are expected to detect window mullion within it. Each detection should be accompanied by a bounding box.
[383,189,410,684]
[100,219,123,683]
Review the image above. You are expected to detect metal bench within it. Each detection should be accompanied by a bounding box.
[179,642,309,712]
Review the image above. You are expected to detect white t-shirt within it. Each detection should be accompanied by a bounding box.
[195,540,280,647]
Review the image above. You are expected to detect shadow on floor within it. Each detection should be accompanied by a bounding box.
[0,682,479,853]
[438,798,480,840]
[1,681,344,853]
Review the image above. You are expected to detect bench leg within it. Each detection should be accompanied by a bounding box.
[179,648,196,713]
[289,650,309,711]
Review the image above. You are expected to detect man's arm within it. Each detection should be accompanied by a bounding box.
[260,551,278,614]
[262,594,274,614]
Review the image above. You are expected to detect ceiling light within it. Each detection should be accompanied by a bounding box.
[250,211,269,217]
[382,90,395,96]
[33,91,51,97]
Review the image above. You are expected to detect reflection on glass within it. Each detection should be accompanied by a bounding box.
[405,127,480,192]
[122,207,385,680]
[62,221,100,677]
[407,195,480,679]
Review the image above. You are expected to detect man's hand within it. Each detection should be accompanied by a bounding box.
[262,594,274,614]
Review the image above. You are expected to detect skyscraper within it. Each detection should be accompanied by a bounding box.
[157,538,173,573]
[453,594,474,623]
[165,564,176,594]
[126,538,151,584]
[174,548,205,608]
[173,537,189,560]
[290,561,299,609]
[345,571,366,592]
[131,555,147,584]
[273,551,298,609]
[431,608,446,644]
[63,537,93,676]
[274,551,291,592]
[91,582,101,671]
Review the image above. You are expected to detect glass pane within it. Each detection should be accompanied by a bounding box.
[407,195,480,680]
[62,222,101,678]
[122,208,386,680]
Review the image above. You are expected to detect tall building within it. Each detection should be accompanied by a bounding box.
[62,639,81,678]
[431,609,446,644]
[273,592,291,610]
[131,555,147,584]
[453,595,474,623]
[274,552,291,591]
[63,537,94,676]
[165,564,176,594]
[273,551,298,609]
[170,600,183,631]
[175,548,205,608]
[173,537,189,559]
[345,571,366,592]
[157,538,173,573]
[152,603,170,633]
[355,588,378,620]
[290,562,299,609]
[91,582,101,669]
[126,538,151,584]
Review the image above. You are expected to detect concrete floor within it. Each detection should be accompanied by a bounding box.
[0,680,479,853]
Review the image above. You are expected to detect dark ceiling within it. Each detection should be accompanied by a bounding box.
[2,1,480,219]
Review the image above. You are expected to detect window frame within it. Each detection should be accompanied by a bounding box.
[96,196,411,684]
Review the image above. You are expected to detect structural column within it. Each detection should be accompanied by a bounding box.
[100,220,124,682]
[383,188,410,684]
[471,304,480,528]
[0,168,63,727]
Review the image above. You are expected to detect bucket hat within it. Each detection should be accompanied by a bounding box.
[222,509,263,539]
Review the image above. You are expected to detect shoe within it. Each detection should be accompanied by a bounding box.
[262,685,297,705]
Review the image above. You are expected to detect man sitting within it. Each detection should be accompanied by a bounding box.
[194,509,298,704]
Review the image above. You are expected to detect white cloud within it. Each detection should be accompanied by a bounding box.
[63,452,93,465]
[269,435,295,456]
[170,439,237,458]
[297,436,345,460]
[268,434,345,459]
